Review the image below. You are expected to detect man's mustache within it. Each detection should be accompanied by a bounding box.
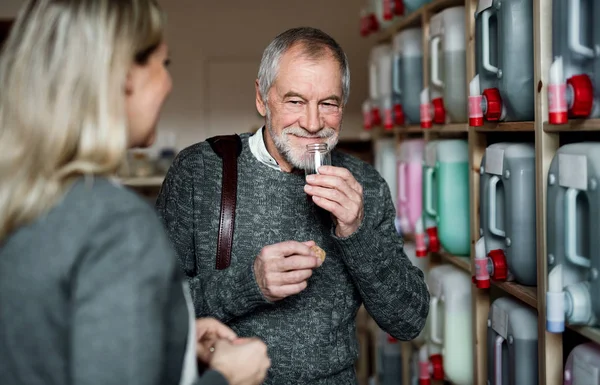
[282,127,336,139]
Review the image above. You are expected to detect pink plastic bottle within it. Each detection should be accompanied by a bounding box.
[397,139,425,235]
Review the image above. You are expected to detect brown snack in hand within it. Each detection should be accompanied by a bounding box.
[311,245,326,263]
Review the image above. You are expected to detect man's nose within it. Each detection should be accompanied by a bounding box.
[300,103,323,133]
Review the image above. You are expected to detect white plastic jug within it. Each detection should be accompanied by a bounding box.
[375,138,398,209]
[422,7,467,126]
[426,265,473,384]
[374,0,396,30]
[369,44,393,128]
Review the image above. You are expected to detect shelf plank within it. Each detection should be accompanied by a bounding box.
[491,280,538,309]
[544,119,600,132]
[375,9,424,43]
[397,124,424,133]
[430,123,469,133]
[436,251,471,273]
[401,233,415,243]
[473,121,535,132]
[119,176,165,188]
[426,0,467,14]
[567,325,600,345]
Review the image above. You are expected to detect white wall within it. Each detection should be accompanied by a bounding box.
[1,0,376,152]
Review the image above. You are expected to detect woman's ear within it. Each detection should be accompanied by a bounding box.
[125,71,134,96]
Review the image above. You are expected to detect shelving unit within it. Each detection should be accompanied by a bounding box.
[364,0,600,384]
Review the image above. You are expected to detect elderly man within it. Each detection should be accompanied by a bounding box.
[156,27,429,385]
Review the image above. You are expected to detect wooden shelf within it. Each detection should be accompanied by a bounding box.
[472,121,535,132]
[426,0,467,13]
[398,124,425,133]
[544,119,600,132]
[402,233,416,243]
[364,1,597,384]
[568,325,600,345]
[118,176,165,188]
[437,251,471,273]
[491,280,538,309]
[375,9,424,43]
[430,123,469,133]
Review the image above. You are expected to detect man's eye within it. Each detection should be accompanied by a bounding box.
[288,100,302,105]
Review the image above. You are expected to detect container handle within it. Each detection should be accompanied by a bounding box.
[393,53,402,95]
[431,36,444,88]
[399,162,408,203]
[369,60,379,100]
[494,335,504,385]
[482,9,499,75]
[565,188,591,268]
[568,0,595,58]
[488,175,505,237]
[424,167,437,217]
[430,296,443,344]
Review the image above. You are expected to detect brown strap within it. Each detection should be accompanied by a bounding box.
[206,134,242,270]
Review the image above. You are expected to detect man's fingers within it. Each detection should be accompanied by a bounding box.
[278,254,321,271]
[262,241,316,258]
[271,282,308,299]
[311,166,363,193]
[278,269,313,285]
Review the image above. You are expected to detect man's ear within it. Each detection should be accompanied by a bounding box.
[255,79,267,117]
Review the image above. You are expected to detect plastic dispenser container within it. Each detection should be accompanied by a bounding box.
[397,28,424,125]
[377,327,402,385]
[487,297,539,385]
[473,143,537,289]
[564,342,600,385]
[368,44,393,128]
[548,0,600,125]
[396,139,425,235]
[426,7,467,125]
[375,138,399,209]
[469,0,534,126]
[420,140,470,256]
[416,141,441,257]
[420,265,456,384]
[546,143,600,333]
[425,265,473,385]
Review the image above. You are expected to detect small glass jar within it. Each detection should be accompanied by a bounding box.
[305,143,331,177]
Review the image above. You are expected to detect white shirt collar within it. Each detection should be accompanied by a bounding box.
[249,126,281,171]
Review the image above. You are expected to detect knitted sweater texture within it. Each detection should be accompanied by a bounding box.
[156,133,430,385]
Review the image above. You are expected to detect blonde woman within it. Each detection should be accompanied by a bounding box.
[0,1,270,385]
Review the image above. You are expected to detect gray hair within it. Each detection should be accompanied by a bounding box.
[257,27,350,105]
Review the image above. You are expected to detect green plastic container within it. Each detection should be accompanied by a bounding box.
[423,139,471,256]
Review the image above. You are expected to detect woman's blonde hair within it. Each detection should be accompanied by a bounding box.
[0,0,165,242]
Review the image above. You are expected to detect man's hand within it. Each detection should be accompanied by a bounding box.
[254,240,323,302]
[304,165,364,238]
[195,317,237,364]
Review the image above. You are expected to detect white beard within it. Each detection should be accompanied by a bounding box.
[266,109,340,170]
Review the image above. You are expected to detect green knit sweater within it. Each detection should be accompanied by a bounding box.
[155,133,429,385]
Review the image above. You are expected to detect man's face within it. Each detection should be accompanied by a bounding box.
[256,45,344,171]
